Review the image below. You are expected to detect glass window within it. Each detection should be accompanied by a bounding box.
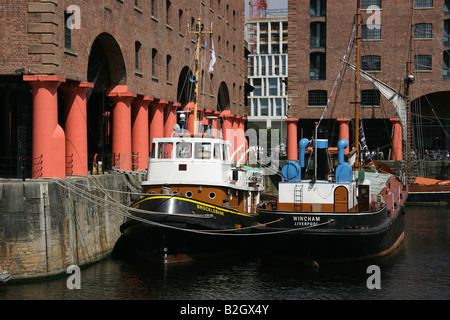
[150,143,156,158]
[414,55,432,71]
[311,0,326,17]
[158,142,173,159]
[444,50,450,79]
[269,78,278,95]
[361,0,382,9]
[415,23,433,39]
[445,20,450,45]
[308,90,328,106]
[361,55,381,71]
[260,98,269,116]
[223,144,229,161]
[362,24,381,40]
[194,142,211,159]
[176,142,192,158]
[415,0,433,8]
[252,99,259,116]
[213,143,222,159]
[310,52,326,80]
[252,78,261,96]
[361,90,380,106]
[310,22,326,48]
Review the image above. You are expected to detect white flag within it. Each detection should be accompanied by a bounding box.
[208,39,216,73]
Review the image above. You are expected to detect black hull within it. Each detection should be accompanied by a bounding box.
[254,205,406,263]
[112,195,257,263]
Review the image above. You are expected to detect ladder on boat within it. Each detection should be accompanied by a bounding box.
[294,184,303,211]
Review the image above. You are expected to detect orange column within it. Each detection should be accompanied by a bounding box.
[390,118,403,161]
[132,96,153,171]
[220,110,235,158]
[149,99,168,152]
[24,75,66,179]
[182,102,195,135]
[211,111,221,138]
[107,85,136,171]
[164,102,180,137]
[239,117,247,161]
[337,118,351,153]
[61,81,94,176]
[285,118,299,161]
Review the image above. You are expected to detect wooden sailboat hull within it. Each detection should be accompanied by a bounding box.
[408,177,450,204]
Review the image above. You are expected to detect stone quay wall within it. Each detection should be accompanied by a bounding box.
[0,173,142,280]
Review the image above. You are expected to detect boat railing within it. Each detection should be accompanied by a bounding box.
[112,153,149,176]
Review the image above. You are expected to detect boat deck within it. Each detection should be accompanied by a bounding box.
[383,177,408,215]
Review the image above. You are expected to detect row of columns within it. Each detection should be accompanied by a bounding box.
[284,118,403,162]
[23,76,181,178]
[23,75,247,179]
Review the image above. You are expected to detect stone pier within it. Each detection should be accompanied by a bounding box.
[0,173,142,280]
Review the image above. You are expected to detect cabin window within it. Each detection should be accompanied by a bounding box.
[150,143,156,158]
[176,142,192,158]
[158,142,173,159]
[223,144,229,161]
[214,143,222,160]
[194,142,212,159]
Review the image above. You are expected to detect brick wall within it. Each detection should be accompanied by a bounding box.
[0,0,247,115]
[288,0,450,120]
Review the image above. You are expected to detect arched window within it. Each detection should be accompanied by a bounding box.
[135,41,142,72]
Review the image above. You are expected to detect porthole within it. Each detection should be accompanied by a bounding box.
[186,191,193,198]
[209,192,216,199]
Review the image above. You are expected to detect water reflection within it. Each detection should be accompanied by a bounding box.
[1,206,449,300]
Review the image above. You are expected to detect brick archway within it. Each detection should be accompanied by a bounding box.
[217,81,230,112]
[86,33,127,171]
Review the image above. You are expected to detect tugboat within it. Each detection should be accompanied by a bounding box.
[113,16,265,263]
[254,0,408,263]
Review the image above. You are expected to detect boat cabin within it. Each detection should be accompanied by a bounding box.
[276,137,389,213]
[141,136,264,213]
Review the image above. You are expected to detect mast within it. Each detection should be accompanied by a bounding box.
[187,15,213,135]
[404,0,415,183]
[354,0,362,169]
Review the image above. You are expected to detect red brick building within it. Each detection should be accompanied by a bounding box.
[0,0,248,178]
[287,0,450,158]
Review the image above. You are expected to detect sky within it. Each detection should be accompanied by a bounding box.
[244,0,288,17]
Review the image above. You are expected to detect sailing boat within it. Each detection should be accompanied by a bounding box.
[346,0,450,205]
[112,16,265,263]
[253,0,408,263]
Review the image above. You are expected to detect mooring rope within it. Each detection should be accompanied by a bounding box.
[50,178,332,237]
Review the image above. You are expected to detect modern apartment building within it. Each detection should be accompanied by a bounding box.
[245,12,288,144]
[288,0,450,156]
